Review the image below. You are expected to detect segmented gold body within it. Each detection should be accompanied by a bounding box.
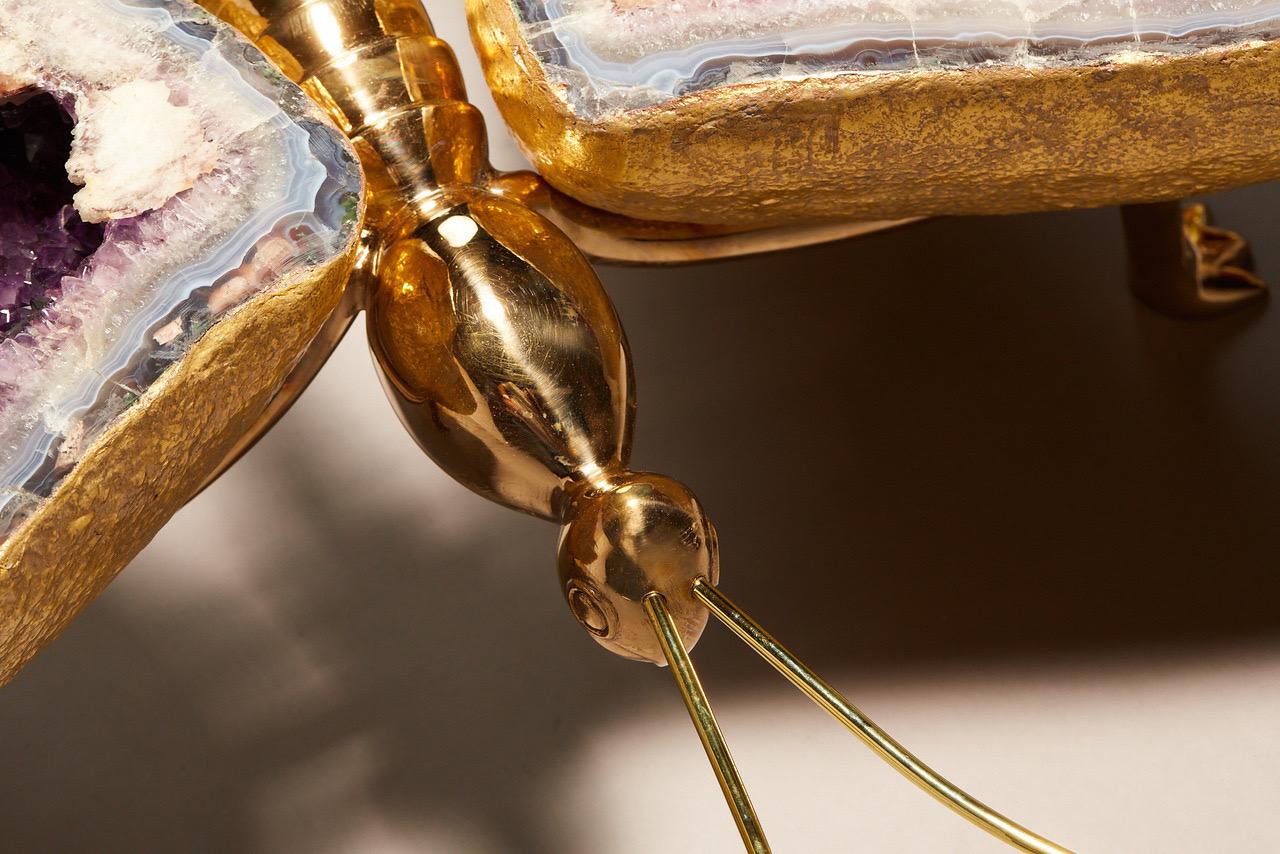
[198,0,710,662]
[190,7,1074,853]
[205,0,493,228]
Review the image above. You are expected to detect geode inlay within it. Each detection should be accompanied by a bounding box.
[0,0,361,535]
[516,0,1280,115]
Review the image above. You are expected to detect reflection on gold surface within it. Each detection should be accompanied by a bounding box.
[198,0,716,662]
[182,3,1147,851]
[188,2,1073,849]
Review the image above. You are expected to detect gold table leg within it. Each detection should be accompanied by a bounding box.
[1121,200,1266,319]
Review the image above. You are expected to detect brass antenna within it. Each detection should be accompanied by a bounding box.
[645,577,1073,854]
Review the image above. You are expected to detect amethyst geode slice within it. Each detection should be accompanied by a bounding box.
[0,0,361,537]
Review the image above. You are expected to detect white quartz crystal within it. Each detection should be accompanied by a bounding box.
[67,79,218,223]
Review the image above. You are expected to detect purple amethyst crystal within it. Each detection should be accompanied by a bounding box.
[0,92,105,336]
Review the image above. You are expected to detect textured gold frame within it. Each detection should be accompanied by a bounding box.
[0,248,358,682]
[470,1,1280,226]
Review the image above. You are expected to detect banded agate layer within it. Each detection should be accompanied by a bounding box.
[0,0,360,534]
[515,0,1280,115]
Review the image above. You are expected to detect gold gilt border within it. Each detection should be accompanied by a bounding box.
[469,1,1280,226]
[0,239,360,684]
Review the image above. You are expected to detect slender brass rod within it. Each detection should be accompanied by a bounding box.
[691,579,1072,854]
[643,593,771,854]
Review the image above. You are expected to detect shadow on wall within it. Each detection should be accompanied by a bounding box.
[3,186,1280,852]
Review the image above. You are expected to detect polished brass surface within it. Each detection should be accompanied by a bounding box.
[1122,201,1267,318]
[560,473,718,662]
[369,197,633,520]
[197,0,624,519]
[558,216,914,266]
[199,0,712,658]
[645,592,771,854]
[499,172,918,265]
[189,2,1084,849]
[692,579,1073,854]
[470,0,1280,227]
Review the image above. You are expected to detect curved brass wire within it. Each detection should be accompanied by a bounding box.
[645,593,771,854]
[691,579,1073,854]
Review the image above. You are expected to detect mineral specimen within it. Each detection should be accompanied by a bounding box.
[0,0,361,536]
[0,0,363,679]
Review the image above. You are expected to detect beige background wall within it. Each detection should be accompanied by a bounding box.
[3,6,1280,852]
